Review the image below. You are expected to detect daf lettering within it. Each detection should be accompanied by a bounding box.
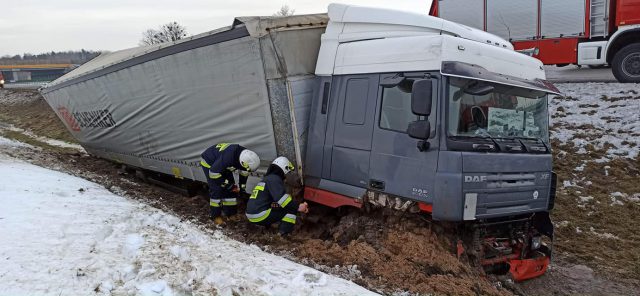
[465,175,487,183]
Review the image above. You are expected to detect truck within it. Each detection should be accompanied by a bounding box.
[430,0,640,82]
[41,4,559,281]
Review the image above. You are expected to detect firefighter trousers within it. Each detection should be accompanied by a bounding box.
[251,207,297,235]
[201,167,237,217]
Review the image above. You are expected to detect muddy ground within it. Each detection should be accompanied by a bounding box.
[0,89,638,295]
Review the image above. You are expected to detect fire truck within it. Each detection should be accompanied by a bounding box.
[430,0,640,82]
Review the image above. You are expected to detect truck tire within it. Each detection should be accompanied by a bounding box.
[612,43,640,83]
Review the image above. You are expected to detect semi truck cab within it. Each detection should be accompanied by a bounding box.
[304,4,560,280]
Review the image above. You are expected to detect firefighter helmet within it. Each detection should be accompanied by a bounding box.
[272,156,294,175]
[239,149,260,172]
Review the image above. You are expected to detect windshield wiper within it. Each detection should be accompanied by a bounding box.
[511,136,549,153]
[451,135,499,151]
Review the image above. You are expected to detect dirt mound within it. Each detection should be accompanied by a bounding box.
[0,89,75,143]
[228,211,509,295]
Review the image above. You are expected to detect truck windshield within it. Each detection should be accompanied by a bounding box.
[447,77,549,142]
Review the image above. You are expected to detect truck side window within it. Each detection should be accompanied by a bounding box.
[379,83,417,133]
[342,78,370,125]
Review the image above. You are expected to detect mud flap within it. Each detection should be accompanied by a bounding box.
[532,211,554,263]
[532,211,553,240]
[532,212,553,258]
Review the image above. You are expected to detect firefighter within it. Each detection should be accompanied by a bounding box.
[246,156,309,236]
[200,143,260,224]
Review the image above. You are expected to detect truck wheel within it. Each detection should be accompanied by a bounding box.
[612,43,640,83]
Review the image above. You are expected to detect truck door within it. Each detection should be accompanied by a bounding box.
[369,74,439,204]
[326,74,379,187]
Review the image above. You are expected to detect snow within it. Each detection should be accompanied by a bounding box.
[0,136,32,148]
[578,196,593,203]
[3,124,84,151]
[551,83,640,159]
[0,150,377,296]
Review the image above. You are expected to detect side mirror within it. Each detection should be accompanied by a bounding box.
[411,79,432,116]
[407,120,430,140]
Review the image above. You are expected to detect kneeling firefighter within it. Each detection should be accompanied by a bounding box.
[200,143,260,224]
[246,156,309,235]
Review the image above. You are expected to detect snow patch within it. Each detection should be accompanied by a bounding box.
[551,83,640,159]
[589,227,620,240]
[0,156,377,295]
[578,196,593,203]
[0,136,33,148]
[4,125,85,151]
[124,233,145,258]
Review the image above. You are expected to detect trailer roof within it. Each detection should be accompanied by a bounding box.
[43,13,327,94]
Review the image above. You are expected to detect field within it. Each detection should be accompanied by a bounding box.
[0,86,639,295]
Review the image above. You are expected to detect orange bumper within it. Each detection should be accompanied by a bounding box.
[509,256,550,281]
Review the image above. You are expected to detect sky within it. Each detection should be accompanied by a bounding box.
[0,0,431,56]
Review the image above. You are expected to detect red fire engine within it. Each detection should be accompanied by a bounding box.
[430,0,640,82]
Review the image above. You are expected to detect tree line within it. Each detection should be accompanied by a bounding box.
[0,50,101,65]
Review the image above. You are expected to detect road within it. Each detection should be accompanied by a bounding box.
[544,65,617,83]
[2,82,47,90]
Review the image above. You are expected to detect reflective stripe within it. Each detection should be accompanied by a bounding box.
[227,166,236,172]
[200,158,211,168]
[209,172,222,179]
[210,199,221,207]
[278,194,292,207]
[250,182,265,199]
[246,209,271,222]
[222,198,237,206]
[240,171,250,177]
[216,143,230,151]
[282,213,296,224]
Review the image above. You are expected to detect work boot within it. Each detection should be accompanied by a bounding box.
[225,214,242,223]
[212,216,225,226]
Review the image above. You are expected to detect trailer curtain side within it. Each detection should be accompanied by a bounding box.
[41,15,327,182]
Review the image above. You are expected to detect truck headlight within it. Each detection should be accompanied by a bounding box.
[531,236,542,250]
[0,80,4,84]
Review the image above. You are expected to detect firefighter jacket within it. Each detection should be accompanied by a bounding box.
[200,143,249,190]
[245,173,299,223]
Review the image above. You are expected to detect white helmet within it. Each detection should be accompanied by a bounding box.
[239,149,260,172]
[272,156,294,175]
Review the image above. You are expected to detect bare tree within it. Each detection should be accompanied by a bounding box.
[140,22,188,46]
[273,5,295,17]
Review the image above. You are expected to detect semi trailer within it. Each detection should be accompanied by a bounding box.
[41,4,559,281]
[430,0,640,82]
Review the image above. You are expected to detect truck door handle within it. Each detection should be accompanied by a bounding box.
[370,179,385,190]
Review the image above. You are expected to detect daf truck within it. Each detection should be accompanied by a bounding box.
[41,4,560,281]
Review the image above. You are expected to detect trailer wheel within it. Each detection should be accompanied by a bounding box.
[612,43,640,83]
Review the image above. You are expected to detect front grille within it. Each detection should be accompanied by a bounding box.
[484,173,536,189]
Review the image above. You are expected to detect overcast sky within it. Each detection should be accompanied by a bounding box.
[0,0,431,56]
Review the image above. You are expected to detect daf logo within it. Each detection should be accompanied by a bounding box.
[533,191,539,199]
[464,176,487,183]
